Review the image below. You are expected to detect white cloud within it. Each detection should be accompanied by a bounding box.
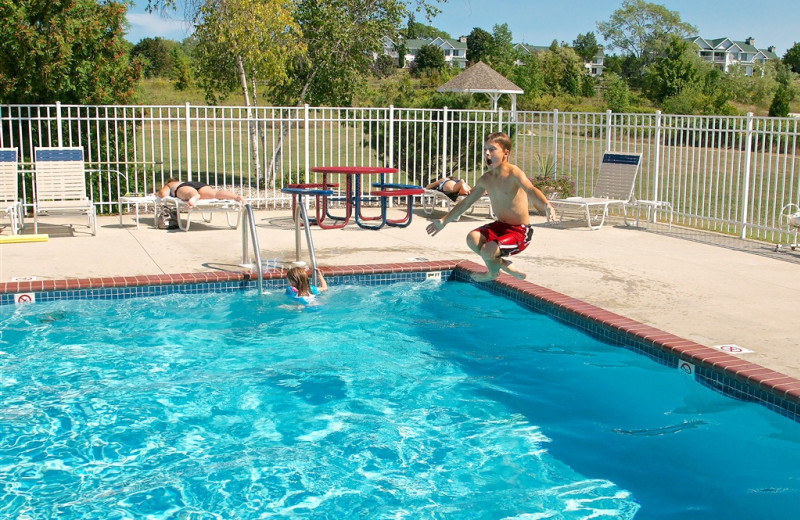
[126,12,191,43]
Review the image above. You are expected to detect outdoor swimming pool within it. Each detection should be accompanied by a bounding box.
[2,279,799,519]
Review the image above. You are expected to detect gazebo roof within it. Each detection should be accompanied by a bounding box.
[436,61,523,95]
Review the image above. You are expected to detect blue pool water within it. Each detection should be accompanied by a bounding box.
[1,280,799,519]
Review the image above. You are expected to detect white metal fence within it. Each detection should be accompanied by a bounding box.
[2,103,798,244]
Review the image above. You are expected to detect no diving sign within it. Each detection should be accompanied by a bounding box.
[14,293,35,304]
[712,344,754,354]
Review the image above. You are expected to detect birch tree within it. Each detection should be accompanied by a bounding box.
[190,0,300,187]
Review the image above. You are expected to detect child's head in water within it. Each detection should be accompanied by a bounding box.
[286,267,311,296]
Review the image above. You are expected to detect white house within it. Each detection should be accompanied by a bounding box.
[688,36,779,76]
[513,43,604,76]
[382,36,468,69]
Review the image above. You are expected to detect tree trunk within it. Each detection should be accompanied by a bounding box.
[237,55,261,196]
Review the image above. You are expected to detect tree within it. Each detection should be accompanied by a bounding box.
[0,0,142,104]
[783,42,800,74]
[486,23,515,75]
[643,36,699,103]
[603,73,630,112]
[191,0,299,105]
[132,37,176,78]
[573,32,599,64]
[769,84,791,117]
[190,0,300,188]
[597,0,696,63]
[770,63,796,117]
[171,48,194,90]
[466,27,492,64]
[412,44,445,77]
[401,18,450,40]
[511,52,545,108]
[540,46,584,96]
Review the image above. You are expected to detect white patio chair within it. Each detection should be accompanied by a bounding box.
[421,189,494,219]
[157,196,242,231]
[0,148,23,235]
[550,152,642,230]
[33,147,96,235]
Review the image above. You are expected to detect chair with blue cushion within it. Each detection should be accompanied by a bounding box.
[34,147,96,235]
[0,148,23,235]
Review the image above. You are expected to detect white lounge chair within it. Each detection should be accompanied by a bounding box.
[421,189,494,219]
[33,147,96,235]
[0,148,23,235]
[157,196,242,232]
[550,152,642,230]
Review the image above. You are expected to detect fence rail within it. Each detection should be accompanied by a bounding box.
[2,102,798,245]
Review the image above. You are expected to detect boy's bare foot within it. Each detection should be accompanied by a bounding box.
[500,260,527,280]
[471,271,498,282]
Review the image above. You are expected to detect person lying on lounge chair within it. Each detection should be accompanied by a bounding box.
[425,177,472,202]
[156,178,244,209]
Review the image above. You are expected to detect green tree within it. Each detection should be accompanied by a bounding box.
[190,0,300,186]
[511,52,545,109]
[769,63,796,117]
[171,48,193,90]
[406,12,417,38]
[597,0,696,64]
[769,84,791,117]
[603,72,630,112]
[372,54,396,78]
[466,27,492,64]
[401,19,450,39]
[580,74,596,97]
[192,0,299,105]
[539,46,584,96]
[412,44,445,77]
[573,32,599,63]
[643,36,699,103]
[0,0,142,104]
[486,23,515,75]
[783,42,800,74]
[132,37,176,78]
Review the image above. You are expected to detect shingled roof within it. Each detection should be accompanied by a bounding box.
[436,61,523,95]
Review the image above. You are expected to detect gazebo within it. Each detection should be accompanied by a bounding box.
[436,61,523,113]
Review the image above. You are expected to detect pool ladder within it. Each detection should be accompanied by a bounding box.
[240,203,321,294]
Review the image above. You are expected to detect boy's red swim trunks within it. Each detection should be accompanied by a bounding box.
[474,221,533,256]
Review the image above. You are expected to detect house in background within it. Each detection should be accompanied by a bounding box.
[382,36,468,69]
[513,43,605,76]
[688,36,779,75]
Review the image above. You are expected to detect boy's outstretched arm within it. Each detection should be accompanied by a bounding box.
[426,187,486,236]
[518,174,557,222]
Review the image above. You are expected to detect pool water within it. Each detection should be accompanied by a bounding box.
[1,281,799,519]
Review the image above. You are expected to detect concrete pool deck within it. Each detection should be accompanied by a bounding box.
[1,206,799,384]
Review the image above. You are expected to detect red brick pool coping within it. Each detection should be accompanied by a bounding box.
[3,259,799,406]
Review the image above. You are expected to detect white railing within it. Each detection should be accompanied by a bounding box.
[1,103,798,244]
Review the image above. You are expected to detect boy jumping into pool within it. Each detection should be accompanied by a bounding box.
[426,132,557,281]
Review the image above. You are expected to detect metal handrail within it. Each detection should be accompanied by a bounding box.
[293,202,320,286]
[240,203,264,294]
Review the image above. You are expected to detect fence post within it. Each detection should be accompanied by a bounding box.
[606,110,613,151]
[441,106,448,177]
[55,101,63,147]
[740,112,754,239]
[552,109,559,164]
[304,104,310,184]
[185,102,192,179]
[653,110,662,201]
[388,105,395,170]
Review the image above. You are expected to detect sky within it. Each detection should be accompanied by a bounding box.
[125,0,800,56]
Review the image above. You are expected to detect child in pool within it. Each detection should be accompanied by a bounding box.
[285,267,328,305]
